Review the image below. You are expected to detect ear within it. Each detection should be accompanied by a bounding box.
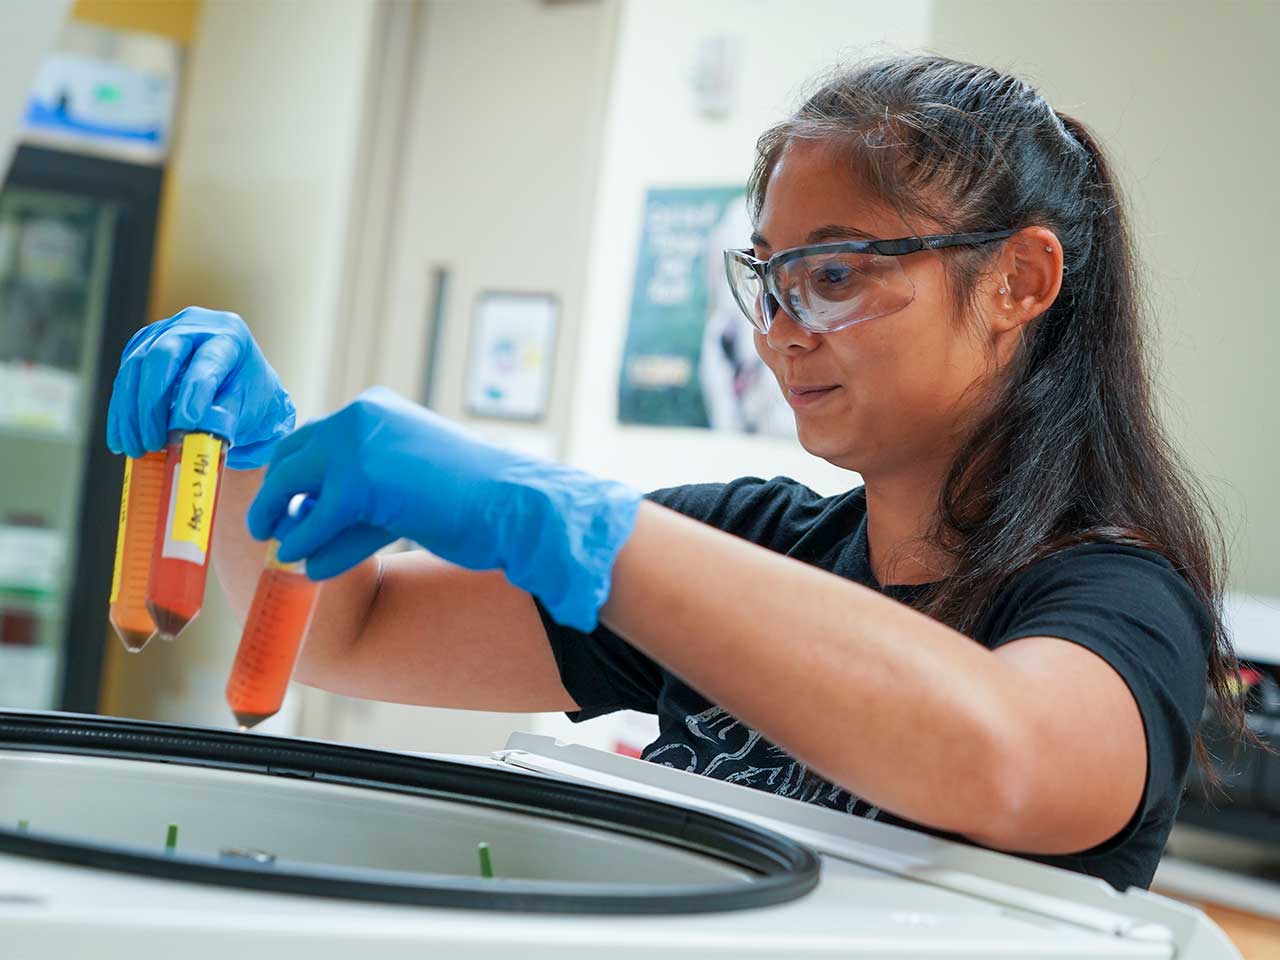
[982,226,1064,338]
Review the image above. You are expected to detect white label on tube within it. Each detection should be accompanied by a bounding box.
[160,469,206,565]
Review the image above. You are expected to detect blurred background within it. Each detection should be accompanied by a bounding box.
[0,0,1277,947]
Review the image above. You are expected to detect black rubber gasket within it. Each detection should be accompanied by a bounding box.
[0,710,819,914]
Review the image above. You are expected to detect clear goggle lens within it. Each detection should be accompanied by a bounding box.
[725,249,915,334]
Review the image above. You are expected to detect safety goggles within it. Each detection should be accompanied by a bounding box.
[723,230,1016,335]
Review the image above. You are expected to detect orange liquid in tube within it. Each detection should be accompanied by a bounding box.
[226,542,318,729]
[108,452,166,652]
[146,430,226,639]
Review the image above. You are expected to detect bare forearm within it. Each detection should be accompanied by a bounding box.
[602,502,1020,838]
[212,470,571,710]
[297,552,574,712]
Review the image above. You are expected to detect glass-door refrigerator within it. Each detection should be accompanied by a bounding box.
[0,24,174,713]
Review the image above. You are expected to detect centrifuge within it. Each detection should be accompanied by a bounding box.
[0,710,1240,958]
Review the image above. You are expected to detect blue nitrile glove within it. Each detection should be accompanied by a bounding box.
[106,307,296,469]
[246,387,641,632]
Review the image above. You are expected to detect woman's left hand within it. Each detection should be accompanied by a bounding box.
[247,387,640,631]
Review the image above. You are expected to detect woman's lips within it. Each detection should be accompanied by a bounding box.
[786,384,840,408]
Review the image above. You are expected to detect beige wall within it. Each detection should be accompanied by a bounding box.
[371,0,617,447]
[929,0,1279,597]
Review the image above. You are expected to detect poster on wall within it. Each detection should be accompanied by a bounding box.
[617,186,793,436]
[465,292,558,421]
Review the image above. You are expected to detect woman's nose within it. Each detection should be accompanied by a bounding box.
[763,297,821,353]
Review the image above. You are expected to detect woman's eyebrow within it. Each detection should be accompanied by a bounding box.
[806,223,878,243]
[750,223,879,250]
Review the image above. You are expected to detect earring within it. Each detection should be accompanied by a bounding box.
[1044,245,1053,253]
[997,284,1008,295]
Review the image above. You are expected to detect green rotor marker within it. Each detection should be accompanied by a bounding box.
[165,823,179,855]
[478,842,494,879]
[16,820,28,832]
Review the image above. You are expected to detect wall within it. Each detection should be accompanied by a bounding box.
[370,0,617,449]
[565,0,933,495]
[101,0,381,729]
[928,0,1280,597]
[0,3,72,176]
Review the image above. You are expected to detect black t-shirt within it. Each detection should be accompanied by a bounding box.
[536,477,1211,892]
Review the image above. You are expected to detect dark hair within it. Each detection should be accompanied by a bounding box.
[747,54,1243,765]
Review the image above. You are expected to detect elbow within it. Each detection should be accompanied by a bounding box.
[969,769,1034,851]
[958,728,1038,851]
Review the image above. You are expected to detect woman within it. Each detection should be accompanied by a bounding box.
[107,54,1237,892]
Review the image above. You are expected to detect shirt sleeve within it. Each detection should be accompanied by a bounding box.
[537,477,799,722]
[984,545,1212,853]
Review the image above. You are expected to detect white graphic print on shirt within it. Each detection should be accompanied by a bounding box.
[642,705,880,819]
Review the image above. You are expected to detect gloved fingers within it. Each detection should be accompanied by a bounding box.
[246,435,325,540]
[301,524,396,581]
[203,385,243,445]
[267,493,316,544]
[107,357,143,458]
[268,417,316,462]
[172,335,242,432]
[108,320,173,457]
[179,306,248,339]
[119,320,162,358]
[274,491,354,565]
[224,431,277,471]
[136,333,198,452]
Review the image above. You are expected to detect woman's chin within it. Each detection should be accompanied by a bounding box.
[795,424,859,468]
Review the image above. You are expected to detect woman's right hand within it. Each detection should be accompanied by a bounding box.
[106,307,296,469]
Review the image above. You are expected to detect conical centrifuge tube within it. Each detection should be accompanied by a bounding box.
[226,537,318,730]
[146,430,226,640]
[108,451,166,652]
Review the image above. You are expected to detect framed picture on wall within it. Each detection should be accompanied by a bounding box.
[464,291,558,421]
